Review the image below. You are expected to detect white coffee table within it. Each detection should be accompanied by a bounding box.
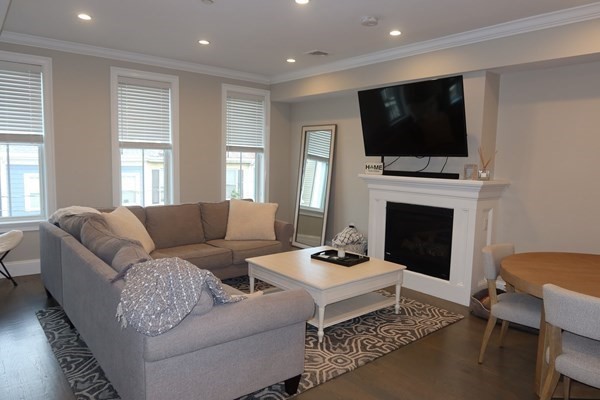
[247,246,406,343]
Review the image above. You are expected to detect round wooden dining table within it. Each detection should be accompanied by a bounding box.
[500,252,600,396]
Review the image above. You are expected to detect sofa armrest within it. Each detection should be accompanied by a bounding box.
[40,221,72,305]
[274,219,294,251]
[143,288,314,362]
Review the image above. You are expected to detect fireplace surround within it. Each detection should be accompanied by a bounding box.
[360,174,509,305]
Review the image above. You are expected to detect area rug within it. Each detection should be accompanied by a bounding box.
[36,277,463,400]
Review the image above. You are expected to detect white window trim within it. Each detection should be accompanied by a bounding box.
[0,50,55,231]
[221,84,270,202]
[110,67,180,206]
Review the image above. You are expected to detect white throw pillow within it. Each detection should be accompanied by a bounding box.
[104,206,156,253]
[225,200,278,241]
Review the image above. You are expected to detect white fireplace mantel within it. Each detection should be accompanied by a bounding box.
[359,174,510,306]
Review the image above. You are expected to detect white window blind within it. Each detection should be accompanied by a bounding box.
[306,130,331,159]
[117,80,171,148]
[112,69,178,207]
[225,96,265,149]
[0,57,50,222]
[0,63,44,143]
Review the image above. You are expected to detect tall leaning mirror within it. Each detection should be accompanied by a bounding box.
[293,124,336,248]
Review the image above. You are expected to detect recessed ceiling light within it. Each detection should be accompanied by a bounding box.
[78,13,92,21]
[295,0,309,4]
[286,58,296,63]
[390,30,402,37]
[198,39,210,45]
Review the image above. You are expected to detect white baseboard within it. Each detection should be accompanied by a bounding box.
[0,259,41,278]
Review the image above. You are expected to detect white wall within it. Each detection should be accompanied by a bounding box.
[495,60,600,252]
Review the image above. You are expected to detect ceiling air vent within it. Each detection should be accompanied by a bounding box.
[306,50,330,56]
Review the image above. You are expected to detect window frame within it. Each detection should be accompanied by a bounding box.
[221,84,270,202]
[110,67,180,207]
[0,50,55,231]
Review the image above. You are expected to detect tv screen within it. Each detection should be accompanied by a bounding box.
[358,75,468,157]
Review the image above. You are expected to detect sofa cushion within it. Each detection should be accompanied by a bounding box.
[126,206,146,225]
[81,219,142,266]
[199,201,229,240]
[189,290,215,316]
[145,204,206,249]
[112,243,152,273]
[104,206,156,254]
[207,239,283,264]
[225,199,278,241]
[151,243,232,270]
[57,212,107,242]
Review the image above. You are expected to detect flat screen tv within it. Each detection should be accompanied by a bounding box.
[358,75,469,157]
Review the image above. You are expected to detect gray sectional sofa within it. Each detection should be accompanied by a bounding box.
[39,201,315,400]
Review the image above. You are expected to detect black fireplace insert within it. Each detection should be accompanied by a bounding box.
[384,202,453,280]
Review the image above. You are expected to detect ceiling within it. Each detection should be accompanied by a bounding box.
[1,0,599,83]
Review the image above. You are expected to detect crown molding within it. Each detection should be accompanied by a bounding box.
[270,3,600,84]
[0,32,271,85]
[1,3,599,86]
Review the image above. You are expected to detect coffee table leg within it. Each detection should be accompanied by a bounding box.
[317,305,325,343]
[395,281,401,314]
[249,269,255,293]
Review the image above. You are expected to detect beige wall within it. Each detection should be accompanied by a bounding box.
[288,72,500,243]
[0,43,293,269]
[290,95,367,242]
[495,60,600,252]
[3,17,600,277]
[289,59,600,252]
[283,18,600,253]
[272,18,600,102]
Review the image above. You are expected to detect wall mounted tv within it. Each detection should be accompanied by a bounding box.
[358,75,469,157]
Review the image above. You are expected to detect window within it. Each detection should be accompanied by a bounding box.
[0,52,55,226]
[300,130,331,212]
[223,85,269,202]
[111,68,179,206]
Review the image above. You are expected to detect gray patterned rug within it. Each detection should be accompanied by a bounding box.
[36,277,463,400]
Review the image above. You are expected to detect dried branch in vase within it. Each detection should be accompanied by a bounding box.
[478,147,497,170]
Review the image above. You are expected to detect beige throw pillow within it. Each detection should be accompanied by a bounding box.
[104,206,156,253]
[225,199,278,241]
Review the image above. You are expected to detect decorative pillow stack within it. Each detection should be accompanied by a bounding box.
[224,199,278,241]
[103,206,156,254]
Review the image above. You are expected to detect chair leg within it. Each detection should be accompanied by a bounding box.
[539,368,561,400]
[563,376,571,400]
[0,258,18,287]
[499,320,510,347]
[478,315,497,363]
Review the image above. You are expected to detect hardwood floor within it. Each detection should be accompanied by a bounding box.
[0,274,586,400]
[0,275,73,400]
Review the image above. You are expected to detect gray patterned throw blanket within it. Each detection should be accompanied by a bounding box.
[115,257,245,336]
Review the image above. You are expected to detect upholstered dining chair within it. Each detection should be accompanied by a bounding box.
[478,243,542,363]
[539,284,600,400]
[0,230,23,286]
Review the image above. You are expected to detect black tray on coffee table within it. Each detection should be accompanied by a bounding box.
[310,249,370,267]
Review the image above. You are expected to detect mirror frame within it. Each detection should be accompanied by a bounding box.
[292,124,336,248]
